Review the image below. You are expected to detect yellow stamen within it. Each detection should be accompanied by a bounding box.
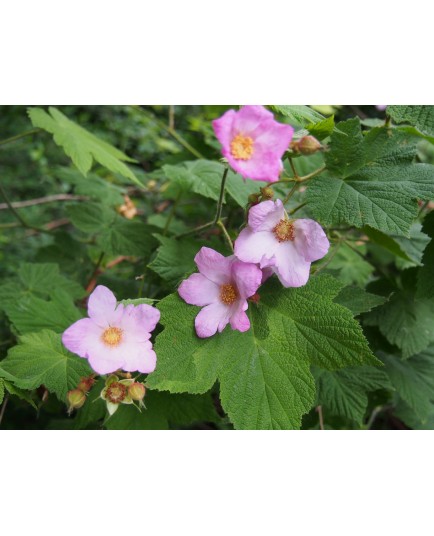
[101,326,123,347]
[273,219,295,242]
[220,283,238,305]
[230,134,254,160]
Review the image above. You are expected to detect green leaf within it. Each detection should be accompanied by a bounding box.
[105,391,218,430]
[387,105,434,139]
[417,211,434,299]
[269,105,326,126]
[366,291,434,359]
[382,348,434,421]
[147,275,377,430]
[98,219,155,257]
[163,160,266,208]
[0,330,93,401]
[313,365,391,424]
[307,119,434,236]
[306,115,335,141]
[3,380,37,409]
[148,235,199,286]
[66,202,115,233]
[28,107,144,187]
[2,289,82,334]
[368,223,430,267]
[334,285,387,316]
[326,243,374,286]
[18,263,84,300]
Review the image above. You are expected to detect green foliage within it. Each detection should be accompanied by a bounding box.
[417,211,434,299]
[163,160,265,207]
[28,107,143,187]
[334,285,386,316]
[382,347,434,422]
[307,118,434,236]
[147,275,377,429]
[105,391,218,430]
[387,105,434,143]
[2,105,434,430]
[0,330,92,401]
[313,366,391,424]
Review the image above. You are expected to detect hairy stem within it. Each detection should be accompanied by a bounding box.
[0,128,41,148]
[214,166,229,224]
[217,219,234,252]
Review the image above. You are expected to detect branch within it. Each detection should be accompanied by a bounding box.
[0,194,88,210]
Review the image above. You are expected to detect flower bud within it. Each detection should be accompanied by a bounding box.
[67,389,86,411]
[105,382,127,404]
[248,193,260,205]
[128,382,146,401]
[260,186,274,200]
[297,136,322,155]
[77,376,95,393]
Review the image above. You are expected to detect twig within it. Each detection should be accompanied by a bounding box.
[0,128,41,147]
[316,405,325,430]
[169,105,175,130]
[214,166,229,224]
[133,106,204,159]
[217,219,233,252]
[283,182,299,205]
[0,183,51,234]
[0,395,10,427]
[288,157,299,179]
[163,191,182,235]
[0,194,87,210]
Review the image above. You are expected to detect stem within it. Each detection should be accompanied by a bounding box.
[169,105,175,130]
[0,128,41,148]
[0,193,87,211]
[298,164,326,183]
[214,166,229,224]
[283,182,299,205]
[289,202,307,215]
[163,191,182,235]
[288,157,299,179]
[0,395,9,427]
[175,218,227,239]
[316,405,325,430]
[217,219,233,252]
[0,183,54,235]
[133,106,204,159]
[313,239,343,274]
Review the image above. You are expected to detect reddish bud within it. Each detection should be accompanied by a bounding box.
[67,389,86,411]
[105,382,127,404]
[297,136,322,155]
[128,382,146,401]
[248,293,261,304]
[77,377,95,393]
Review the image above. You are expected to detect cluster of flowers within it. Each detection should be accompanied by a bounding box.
[62,105,329,407]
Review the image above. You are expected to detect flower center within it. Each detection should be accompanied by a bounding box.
[230,134,254,160]
[105,382,127,404]
[273,219,295,242]
[101,326,123,347]
[220,283,238,305]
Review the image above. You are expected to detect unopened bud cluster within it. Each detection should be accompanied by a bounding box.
[67,375,96,414]
[100,375,146,415]
[290,135,322,156]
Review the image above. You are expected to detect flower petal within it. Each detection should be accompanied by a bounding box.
[253,121,294,156]
[229,305,251,333]
[273,241,311,287]
[87,285,118,326]
[62,318,101,358]
[294,219,330,262]
[212,109,237,149]
[178,273,220,306]
[231,261,262,300]
[233,105,274,135]
[248,199,285,232]
[121,340,157,374]
[234,227,279,266]
[122,303,161,335]
[194,302,231,338]
[194,247,234,285]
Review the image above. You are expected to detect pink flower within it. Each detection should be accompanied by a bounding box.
[212,105,294,182]
[62,286,160,375]
[178,247,262,338]
[234,199,330,288]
